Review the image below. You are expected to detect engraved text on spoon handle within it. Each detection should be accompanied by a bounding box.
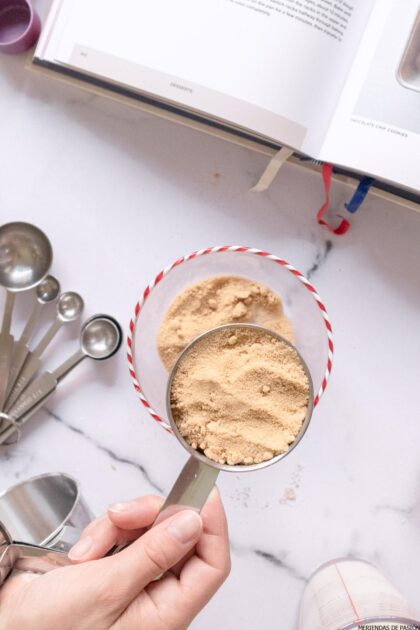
[0,333,14,410]
[5,340,30,401]
[5,352,41,411]
[8,372,57,421]
[0,390,54,445]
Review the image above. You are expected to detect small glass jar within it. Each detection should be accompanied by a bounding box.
[298,558,419,630]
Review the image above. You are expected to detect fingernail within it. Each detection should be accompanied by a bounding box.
[167,510,202,544]
[209,486,220,501]
[109,501,136,514]
[68,536,93,560]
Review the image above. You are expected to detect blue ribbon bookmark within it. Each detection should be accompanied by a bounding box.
[344,176,375,214]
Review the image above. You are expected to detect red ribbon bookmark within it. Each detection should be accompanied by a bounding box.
[317,163,351,235]
[317,164,375,235]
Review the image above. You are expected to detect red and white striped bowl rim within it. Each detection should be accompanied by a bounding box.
[128,246,334,434]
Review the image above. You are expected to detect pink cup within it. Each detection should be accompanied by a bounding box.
[0,0,40,54]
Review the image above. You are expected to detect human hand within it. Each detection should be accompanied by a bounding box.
[0,489,230,630]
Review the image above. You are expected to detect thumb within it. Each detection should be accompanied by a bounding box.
[99,509,202,605]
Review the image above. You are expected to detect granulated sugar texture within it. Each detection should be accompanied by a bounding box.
[157,275,294,370]
[170,327,310,466]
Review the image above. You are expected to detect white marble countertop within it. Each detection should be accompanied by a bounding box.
[1,6,420,627]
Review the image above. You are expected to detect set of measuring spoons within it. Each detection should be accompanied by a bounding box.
[0,222,122,445]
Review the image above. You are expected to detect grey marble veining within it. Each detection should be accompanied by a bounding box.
[305,240,333,280]
[43,408,164,494]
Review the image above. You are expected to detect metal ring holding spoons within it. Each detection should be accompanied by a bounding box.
[155,324,314,524]
[0,412,21,444]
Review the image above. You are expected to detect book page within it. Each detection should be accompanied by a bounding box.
[37,0,374,155]
[320,0,420,191]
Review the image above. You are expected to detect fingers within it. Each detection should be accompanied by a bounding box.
[108,495,164,530]
[69,518,143,562]
[0,569,39,603]
[66,492,229,630]
[99,509,203,606]
[178,487,231,612]
[69,495,163,562]
[118,488,231,630]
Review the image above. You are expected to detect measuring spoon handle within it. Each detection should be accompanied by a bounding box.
[33,318,62,357]
[7,348,84,420]
[0,351,85,444]
[1,293,14,336]
[0,293,16,409]
[19,301,43,347]
[4,301,49,402]
[5,319,63,411]
[5,351,42,411]
[52,350,85,383]
[7,372,58,421]
[0,389,55,445]
[5,340,31,402]
[0,333,14,411]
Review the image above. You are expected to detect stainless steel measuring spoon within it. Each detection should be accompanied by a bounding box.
[5,291,84,410]
[156,324,314,523]
[5,275,60,402]
[0,222,52,410]
[0,315,122,444]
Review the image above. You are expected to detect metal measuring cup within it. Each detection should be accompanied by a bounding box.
[0,473,93,585]
[0,523,71,586]
[155,323,314,524]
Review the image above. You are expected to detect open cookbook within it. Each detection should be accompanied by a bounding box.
[33,0,420,204]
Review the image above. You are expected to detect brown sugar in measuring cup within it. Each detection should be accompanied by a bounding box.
[170,326,310,466]
[155,324,314,524]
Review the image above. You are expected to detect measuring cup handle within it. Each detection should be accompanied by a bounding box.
[46,526,84,554]
[0,542,73,587]
[0,545,14,587]
[0,526,92,586]
[154,456,220,526]
[107,457,219,558]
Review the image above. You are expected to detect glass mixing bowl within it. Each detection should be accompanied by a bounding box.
[128,246,333,432]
